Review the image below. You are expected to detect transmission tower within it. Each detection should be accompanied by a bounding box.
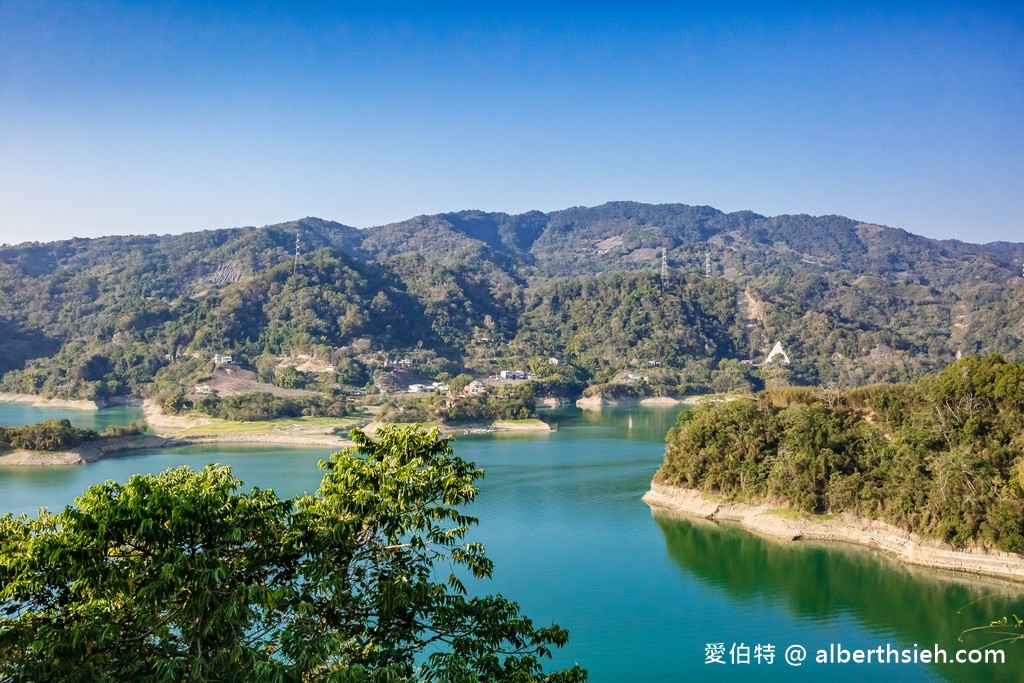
[661,247,668,284]
[293,231,301,274]
[704,251,711,278]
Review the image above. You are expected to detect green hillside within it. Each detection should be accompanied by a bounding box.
[1,202,1022,401]
[655,355,1024,552]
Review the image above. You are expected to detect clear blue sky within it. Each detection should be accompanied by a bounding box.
[1,2,1021,245]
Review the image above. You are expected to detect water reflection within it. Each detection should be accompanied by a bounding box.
[653,508,1024,682]
[539,404,684,442]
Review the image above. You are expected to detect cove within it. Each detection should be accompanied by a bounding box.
[1,402,1022,681]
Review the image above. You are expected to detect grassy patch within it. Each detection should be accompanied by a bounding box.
[176,414,369,437]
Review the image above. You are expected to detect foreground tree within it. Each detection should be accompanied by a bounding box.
[0,426,586,682]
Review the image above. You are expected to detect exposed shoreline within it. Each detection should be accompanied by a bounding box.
[575,395,704,408]
[0,392,103,411]
[0,432,353,466]
[490,419,552,432]
[643,482,1024,584]
[360,418,552,439]
[0,435,185,466]
[0,399,554,466]
[170,433,352,448]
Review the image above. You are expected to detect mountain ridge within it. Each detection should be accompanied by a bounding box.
[1,201,1023,402]
[6,200,1021,257]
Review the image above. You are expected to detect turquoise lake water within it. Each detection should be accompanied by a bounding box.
[0,401,143,430]
[1,402,1021,681]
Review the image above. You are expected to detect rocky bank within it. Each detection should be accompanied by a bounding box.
[643,482,1024,583]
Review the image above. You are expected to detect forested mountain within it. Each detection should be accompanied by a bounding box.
[1,202,1022,401]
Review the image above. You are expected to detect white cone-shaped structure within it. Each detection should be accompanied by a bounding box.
[765,341,791,365]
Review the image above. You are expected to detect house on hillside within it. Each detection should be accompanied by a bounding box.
[463,380,486,396]
[212,354,234,364]
[500,370,527,380]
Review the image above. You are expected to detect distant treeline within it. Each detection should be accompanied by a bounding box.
[163,391,352,421]
[378,385,537,425]
[656,355,1024,552]
[438,394,535,424]
[0,419,144,452]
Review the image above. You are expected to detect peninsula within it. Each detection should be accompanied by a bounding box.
[0,390,553,467]
[646,355,1024,582]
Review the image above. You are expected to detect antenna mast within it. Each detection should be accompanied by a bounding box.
[661,247,668,284]
[293,231,301,274]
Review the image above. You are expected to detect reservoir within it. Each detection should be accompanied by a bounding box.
[0,403,1020,681]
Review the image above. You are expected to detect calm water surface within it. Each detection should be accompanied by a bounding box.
[1,403,1021,681]
[0,402,143,430]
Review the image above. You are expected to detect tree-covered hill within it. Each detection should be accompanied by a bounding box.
[654,355,1024,552]
[1,202,1023,401]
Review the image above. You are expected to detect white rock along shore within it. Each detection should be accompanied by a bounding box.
[0,435,184,466]
[0,392,103,410]
[643,482,1024,583]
